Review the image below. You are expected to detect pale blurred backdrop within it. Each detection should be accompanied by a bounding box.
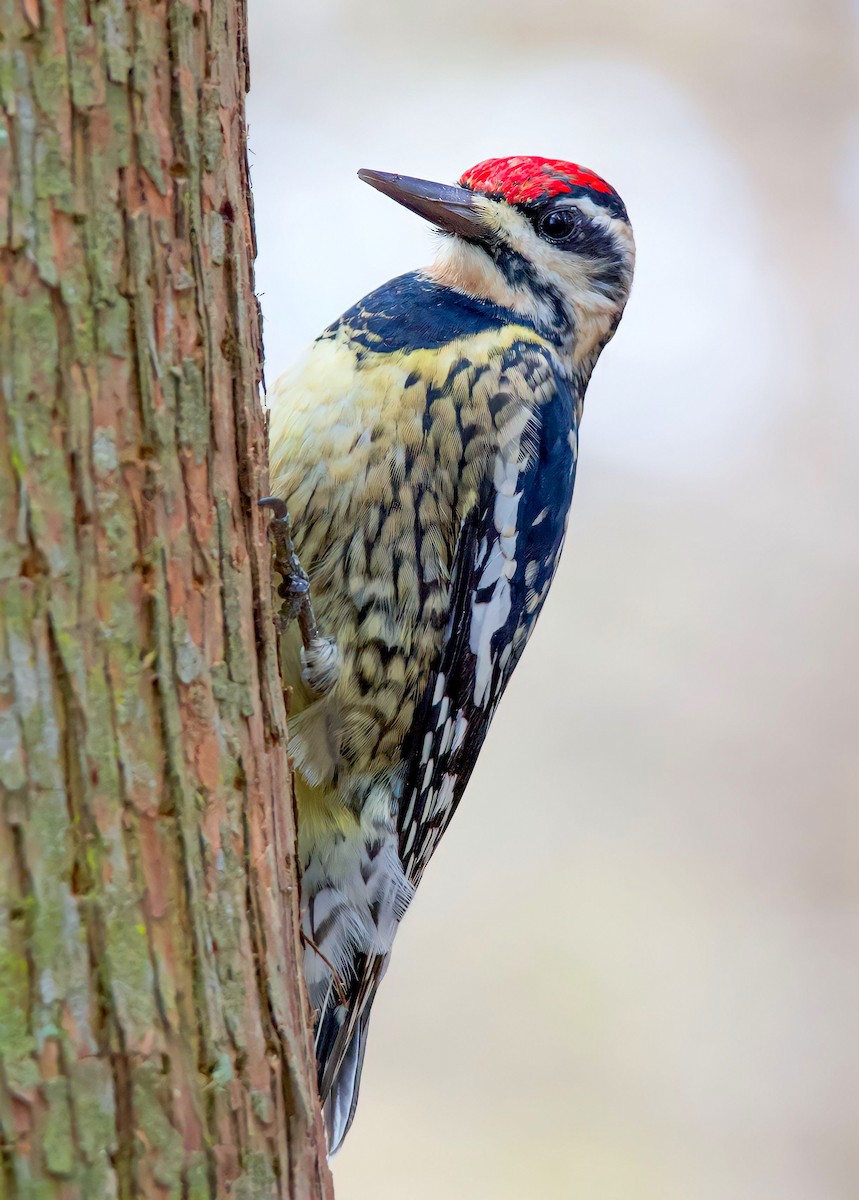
[247,2,859,1196]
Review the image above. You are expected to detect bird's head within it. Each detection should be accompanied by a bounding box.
[359,155,635,368]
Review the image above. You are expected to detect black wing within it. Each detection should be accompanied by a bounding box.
[398,351,579,884]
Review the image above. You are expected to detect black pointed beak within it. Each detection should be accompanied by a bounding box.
[358,169,490,241]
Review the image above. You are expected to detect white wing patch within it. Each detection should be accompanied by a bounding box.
[452,710,468,751]
[427,772,457,821]
[469,449,525,708]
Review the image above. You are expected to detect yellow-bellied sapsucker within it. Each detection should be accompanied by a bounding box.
[266,156,635,1152]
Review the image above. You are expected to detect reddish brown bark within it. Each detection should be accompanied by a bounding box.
[0,0,332,1195]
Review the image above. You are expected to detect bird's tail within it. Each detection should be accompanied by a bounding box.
[313,952,390,1155]
[300,817,411,1152]
[318,1005,370,1154]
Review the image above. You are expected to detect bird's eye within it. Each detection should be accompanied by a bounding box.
[538,208,582,244]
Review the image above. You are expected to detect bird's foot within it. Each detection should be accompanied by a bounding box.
[259,496,317,641]
[260,497,340,696]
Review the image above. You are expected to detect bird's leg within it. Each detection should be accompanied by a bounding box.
[259,496,340,696]
[259,496,315,637]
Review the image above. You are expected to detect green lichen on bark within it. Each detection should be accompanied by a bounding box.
[0,0,332,1195]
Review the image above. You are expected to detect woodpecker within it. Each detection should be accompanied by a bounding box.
[266,156,635,1152]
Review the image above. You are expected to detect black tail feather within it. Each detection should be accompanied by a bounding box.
[314,951,390,1155]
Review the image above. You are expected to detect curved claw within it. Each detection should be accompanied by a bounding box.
[259,495,289,520]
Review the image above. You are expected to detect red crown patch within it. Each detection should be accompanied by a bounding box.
[460,156,616,204]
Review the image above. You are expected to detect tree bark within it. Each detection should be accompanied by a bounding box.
[0,0,332,1196]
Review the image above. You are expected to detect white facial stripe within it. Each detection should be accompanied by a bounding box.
[426,191,635,363]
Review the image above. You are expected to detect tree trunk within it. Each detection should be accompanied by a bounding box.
[0,0,332,1195]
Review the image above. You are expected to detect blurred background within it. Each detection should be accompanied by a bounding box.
[247,3,859,1196]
